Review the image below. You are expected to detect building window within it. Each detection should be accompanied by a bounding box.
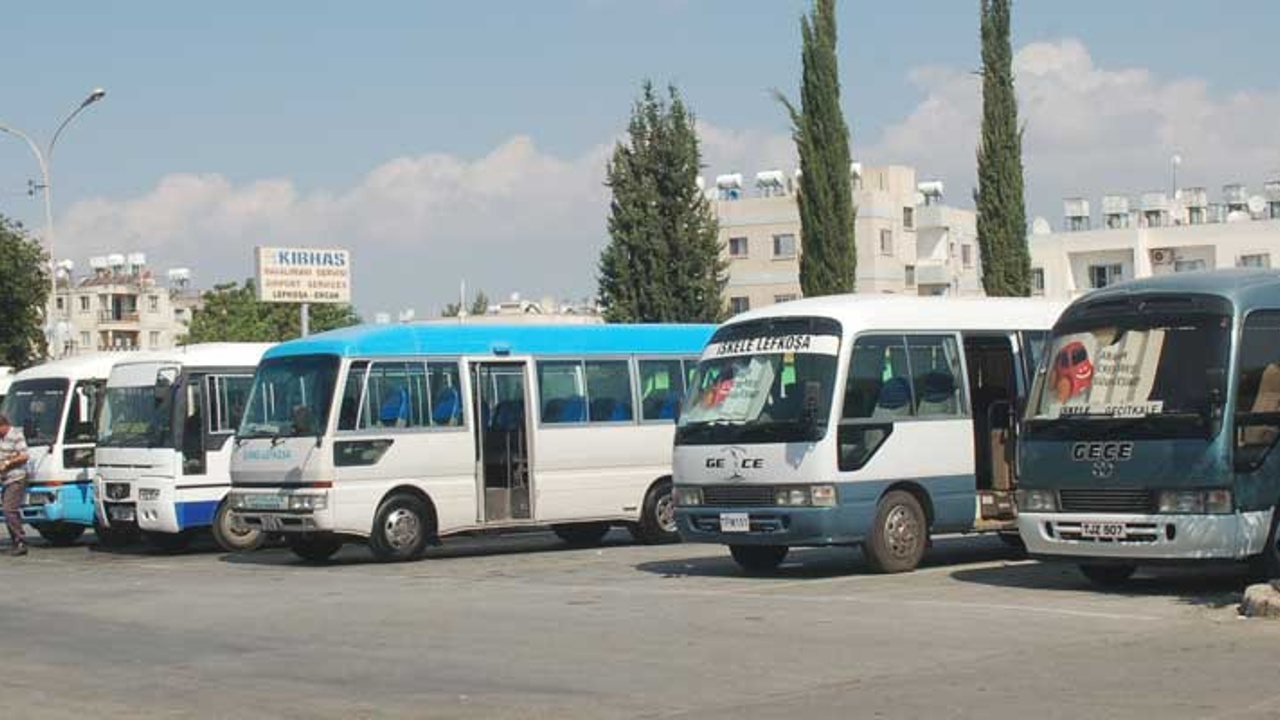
[904,265,915,287]
[728,236,749,257]
[729,296,750,314]
[1031,268,1045,295]
[773,294,798,304]
[1174,258,1207,273]
[79,296,89,312]
[149,295,159,312]
[1240,253,1272,269]
[149,331,161,347]
[1088,263,1124,289]
[961,244,973,267]
[772,234,796,259]
[903,207,914,230]
[80,332,90,348]
[880,229,893,255]
[56,297,65,311]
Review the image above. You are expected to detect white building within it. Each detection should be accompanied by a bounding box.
[49,253,203,356]
[1030,181,1280,299]
[711,164,982,314]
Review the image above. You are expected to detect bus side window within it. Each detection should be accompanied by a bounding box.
[838,335,906,471]
[359,362,429,430]
[907,335,963,418]
[62,381,101,444]
[639,359,685,421]
[182,377,207,475]
[538,361,586,424]
[585,360,633,422]
[207,375,253,434]
[427,362,463,427]
[338,362,369,431]
[1235,311,1280,470]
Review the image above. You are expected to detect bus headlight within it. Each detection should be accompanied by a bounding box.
[810,485,837,507]
[1157,490,1232,514]
[673,486,702,506]
[287,494,328,512]
[773,485,837,507]
[227,493,247,510]
[1017,489,1057,513]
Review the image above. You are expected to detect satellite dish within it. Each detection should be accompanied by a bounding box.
[1248,196,1266,215]
[1031,217,1052,235]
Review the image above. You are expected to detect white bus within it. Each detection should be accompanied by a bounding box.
[2,354,118,545]
[672,296,1064,573]
[94,343,272,552]
[0,366,13,406]
[226,323,714,562]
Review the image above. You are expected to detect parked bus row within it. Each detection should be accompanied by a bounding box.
[5,271,1280,588]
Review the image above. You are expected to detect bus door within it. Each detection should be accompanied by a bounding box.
[962,333,1020,524]
[471,362,532,523]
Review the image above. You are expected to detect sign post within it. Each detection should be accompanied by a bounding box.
[254,246,351,338]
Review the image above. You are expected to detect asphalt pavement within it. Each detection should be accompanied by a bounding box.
[0,528,1276,719]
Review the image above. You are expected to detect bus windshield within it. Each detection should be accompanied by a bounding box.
[1026,312,1230,438]
[239,355,339,439]
[676,317,840,445]
[1,378,70,446]
[99,384,174,448]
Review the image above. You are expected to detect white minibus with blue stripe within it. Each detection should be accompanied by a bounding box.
[673,296,1063,573]
[226,323,714,562]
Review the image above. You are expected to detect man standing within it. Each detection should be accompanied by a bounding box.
[0,413,30,556]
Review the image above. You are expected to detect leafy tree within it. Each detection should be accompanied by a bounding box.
[975,0,1030,296]
[598,81,726,323]
[776,0,857,297]
[184,279,361,343]
[442,290,490,317]
[0,215,49,368]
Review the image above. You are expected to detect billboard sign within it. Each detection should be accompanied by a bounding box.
[255,247,351,304]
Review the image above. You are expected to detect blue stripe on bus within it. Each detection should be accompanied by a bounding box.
[175,500,220,529]
[264,323,718,360]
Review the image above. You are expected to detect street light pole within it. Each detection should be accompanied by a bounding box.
[0,88,106,358]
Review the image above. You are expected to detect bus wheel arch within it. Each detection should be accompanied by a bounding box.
[629,476,679,545]
[881,481,935,530]
[369,485,438,562]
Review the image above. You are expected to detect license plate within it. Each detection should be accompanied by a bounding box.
[24,494,47,506]
[243,495,287,511]
[1080,521,1126,539]
[719,512,750,533]
[109,506,135,522]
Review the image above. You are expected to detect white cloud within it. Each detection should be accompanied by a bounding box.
[863,38,1280,223]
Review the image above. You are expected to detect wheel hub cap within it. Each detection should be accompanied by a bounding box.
[885,505,920,559]
[656,495,677,533]
[385,508,421,550]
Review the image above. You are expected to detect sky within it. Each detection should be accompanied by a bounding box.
[3,1,1279,317]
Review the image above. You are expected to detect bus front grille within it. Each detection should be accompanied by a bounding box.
[702,485,776,507]
[1058,489,1153,514]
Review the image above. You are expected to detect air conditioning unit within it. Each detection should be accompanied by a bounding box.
[1150,248,1174,265]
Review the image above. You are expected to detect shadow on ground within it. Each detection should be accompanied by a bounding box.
[950,560,1250,609]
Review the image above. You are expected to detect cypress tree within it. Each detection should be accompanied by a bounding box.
[777,0,856,297]
[598,82,726,323]
[976,0,1030,296]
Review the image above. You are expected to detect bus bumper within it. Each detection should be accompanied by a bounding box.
[676,505,870,547]
[137,485,223,534]
[1018,510,1274,562]
[21,484,98,526]
[226,489,334,534]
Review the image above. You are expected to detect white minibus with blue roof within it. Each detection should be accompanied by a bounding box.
[227,323,713,562]
[673,295,1063,573]
[94,343,272,552]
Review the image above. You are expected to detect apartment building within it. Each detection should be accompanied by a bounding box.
[711,163,981,313]
[49,253,202,355]
[1030,181,1280,300]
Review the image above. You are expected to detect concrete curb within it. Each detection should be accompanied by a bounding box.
[1240,583,1280,618]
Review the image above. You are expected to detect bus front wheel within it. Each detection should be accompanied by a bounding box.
[629,480,680,545]
[369,493,432,562]
[1078,564,1136,587]
[35,522,86,547]
[288,533,344,563]
[212,500,265,553]
[729,545,788,573]
[863,490,928,573]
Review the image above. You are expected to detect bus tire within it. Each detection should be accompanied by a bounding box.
[630,480,680,545]
[94,521,137,548]
[35,522,86,547]
[553,522,611,547]
[1248,505,1280,580]
[369,493,432,562]
[288,533,344,563]
[863,490,928,573]
[1079,564,1136,587]
[211,500,265,553]
[729,545,788,574]
[998,532,1027,555]
[141,530,193,554]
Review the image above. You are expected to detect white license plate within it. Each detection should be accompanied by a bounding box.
[243,495,287,510]
[109,506,135,522]
[1080,521,1126,539]
[719,513,750,533]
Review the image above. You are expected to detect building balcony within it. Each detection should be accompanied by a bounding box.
[97,311,140,325]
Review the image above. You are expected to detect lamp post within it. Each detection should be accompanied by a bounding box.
[0,88,107,357]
